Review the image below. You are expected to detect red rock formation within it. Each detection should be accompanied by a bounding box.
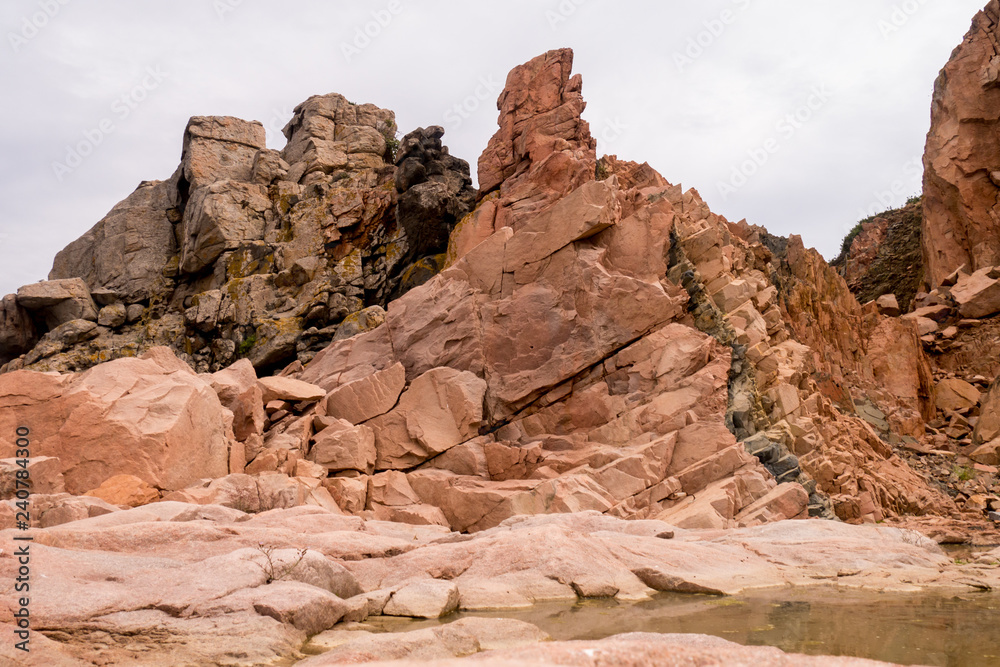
[923,0,1000,287]
[453,48,597,254]
[838,218,889,291]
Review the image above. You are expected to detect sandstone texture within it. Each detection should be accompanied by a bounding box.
[2,35,1000,667]
[0,506,992,665]
[923,0,1000,286]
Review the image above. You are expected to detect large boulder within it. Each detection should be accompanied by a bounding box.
[16,278,98,329]
[179,180,271,274]
[0,347,230,493]
[950,266,1000,319]
[974,376,1000,445]
[181,115,267,189]
[280,92,394,180]
[368,367,487,470]
[922,1,1000,286]
[48,180,178,303]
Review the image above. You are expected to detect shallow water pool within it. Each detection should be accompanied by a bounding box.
[366,588,1000,666]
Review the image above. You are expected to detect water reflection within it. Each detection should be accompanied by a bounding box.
[366,588,1000,667]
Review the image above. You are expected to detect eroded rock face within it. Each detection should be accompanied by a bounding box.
[16,278,98,329]
[465,48,597,246]
[0,294,37,365]
[0,347,230,493]
[5,89,479,377]
[1,47,989,559]
[923,1,1000,287]
[393,125,477,286]
[49,180,178,303]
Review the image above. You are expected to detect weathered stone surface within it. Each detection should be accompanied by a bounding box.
[251,148,290,185]
[301,617,549,665]
[368,367,486,470]
[477,48,597,235]
[310,419,376,473]
[383,579,460,618]
[321,632,924,667]
[923,1,1000,286]
[207,358,258,405]
[324,362,405,425]
[875,293,900,317]
[7,48,1000,667]
[49,180,178,302]
[16,278,98,329]
[394,125,477,276]
[0,456,65,498]
[866,318,935,423]
[182,115,267,189]
[97,303,127,328]
[258,375,326,403]
[180,180,271,274]
[970,438,1000,465]
[241,581,350,636]
[502,179,620,270]
[935,378,982,412]
[281,92,394,176]
[0,293,38,365]
[951,266,1000,319]
[974,376,1000,445]
[83,474,160,507]
[0,347,229,493]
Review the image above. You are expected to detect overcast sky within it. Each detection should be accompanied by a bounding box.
[0,0,987,298]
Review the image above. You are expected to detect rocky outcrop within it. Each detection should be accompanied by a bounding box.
[449,48,597,260]
[4,92,478,377]
[392,125,477,295]
[0,46,976,537]
[4,36,1000,666]
[923,0,1000,287]
[50,180,178,303]
[833,198,924,312]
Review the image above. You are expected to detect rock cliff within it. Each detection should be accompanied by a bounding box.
[3,29,1000,667]
[3,49,981,536]
[923,0,1000,287]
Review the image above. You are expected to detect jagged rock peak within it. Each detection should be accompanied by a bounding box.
[478,47,595,197]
